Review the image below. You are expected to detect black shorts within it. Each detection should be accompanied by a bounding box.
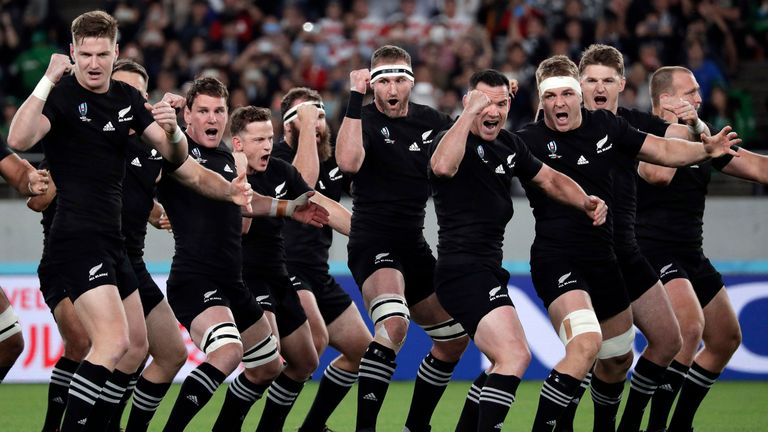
[289,268,353,326]
[128,255,165,317]
[166,274,264,331]
[38,253,69,312]
[642,248,724,308]
[348,233,436,306]
[434,260,512,338]
[243,270,307,338]
[47,233,138,301]
[530,256,630,322]
[616,246,661,302]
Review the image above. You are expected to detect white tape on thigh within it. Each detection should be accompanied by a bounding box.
[243,333,279,368]
[558,309,602,346]
[422,318,467,341]
[368,294,409,326]
[0,306,21,343]
[201,322,242,355]
[598,325,635,359]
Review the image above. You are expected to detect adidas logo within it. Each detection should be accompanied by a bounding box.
[363,392,378,401]
[409,142,421,151]
[494,423,504,429]
[52,396,65,404]
[495,164,505,174]
[659,383,673,392]
[546,419,556,426]
[577,155,589,165]
[131,157,142,167]
[103,121,115,132]
[187,395,199,406]
[223,164,233,173]
[78,418,87,425]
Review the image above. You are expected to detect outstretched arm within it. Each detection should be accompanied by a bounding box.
[243,191,330,228]
[636,125,740,168]
[309,192,352,236]
[530,164,608,226]
[169,157,253,210]
[720,147,768,184]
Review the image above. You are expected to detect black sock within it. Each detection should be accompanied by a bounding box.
[213,372,269,431]
[42,356,79,432]
[300,364,358,431]
[356,341,397,431]
[162,362,225,432]
[85,369,132,432]
[60,360,111,431]
[554,371,591,432]
[106,369,140,432]
[255,372,306,431]
[590,375,624,432]
[477,373,521,431]
[404,353,457,431]
[617,356,667,432]
[647,360,689,431]
[455,370,488,432]
[532,369,582,432]
[667,362,719,432]
[125,376,172,432]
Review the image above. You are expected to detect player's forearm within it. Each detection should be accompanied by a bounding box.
[7,98,48,151]
[311,193,351,236]
[293,125,320,186]
[640,134,707,167]
[722,148,768,185]
[542,169,591,211]
[430,114,473,178]
[336,118,364,174]
[172,158,233,202]
[242,194,279,218]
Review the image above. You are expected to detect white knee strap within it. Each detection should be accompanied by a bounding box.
[0,306,21,343]
[201,322,242,355]
[598,326,635,359]
[369,294,409,345]
[422,318,467,341]
[243,333,279,368]
[558,309,602,346]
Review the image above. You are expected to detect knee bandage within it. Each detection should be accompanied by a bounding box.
[243,333,279,368]
[422,318,467,341]
[201,322,242,355]
[597,325,635,359]
[369,294,409,345]
[0,306,21,343]
[558,309,602,346]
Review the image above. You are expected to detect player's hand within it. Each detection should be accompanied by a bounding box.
[702,125,741,158]
[45,54,73,83]
[146,100,178,135]
[290,191,330,228]
[27,169,50,195]
[161,92,186,110]
[464,89,492,116]
[661,99,699,125]
[231,171,254,212]
[349,69,371,94]
[297,103,320,128]
[584,195,607,226]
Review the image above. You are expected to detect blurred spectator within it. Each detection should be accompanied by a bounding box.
[686,37,726,103]
[10,30,56,94]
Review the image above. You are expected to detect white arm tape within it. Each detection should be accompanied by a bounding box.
[422,318,467,341]
[689,118,706,135]
[597,325,635,359]
[369,294,409,326]
[32,76,55,101]
[201,322,242,355]
[169,125,184,144]
[243,333,279,368]
[0,306,22,343]
[538,76,582,98]
[558,309,601,346]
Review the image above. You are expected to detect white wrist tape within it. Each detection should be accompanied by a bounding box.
[690,118,706,135]
[32,76,55,101]
[538,76,582,98]
[169,125,184,144]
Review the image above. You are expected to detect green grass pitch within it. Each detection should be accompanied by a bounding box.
[1,380,766,431]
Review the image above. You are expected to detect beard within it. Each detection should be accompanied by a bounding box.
[287,123,332,162]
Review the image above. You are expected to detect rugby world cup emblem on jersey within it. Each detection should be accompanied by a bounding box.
[547,140,561,159]
[381,127,390,139]
[78,102,87,116]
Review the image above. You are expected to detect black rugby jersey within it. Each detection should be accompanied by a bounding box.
[42,75,154,234]
[429,129,542,266]
[636,150,733,251]
[351,102,452,234]
[122,136,164,258]
[612,107,669,254]
[272,140,349,273]
[158,135,242,280]
[516,108,646,259]
[242,157,312,274]
[0,134,11,161]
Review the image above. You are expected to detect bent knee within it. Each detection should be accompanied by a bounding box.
[567,333,602,363]
[2,334,24,361]
[432,336,470,362]
[680,319,705,345]
[377,317,409,347]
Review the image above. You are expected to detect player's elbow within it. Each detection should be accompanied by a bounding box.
[430,157,457,178]
[6,134,28,151]
[336,155,361,175]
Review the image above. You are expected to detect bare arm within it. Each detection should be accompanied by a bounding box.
[141,94,190,166]
[242,191,330,228]
[637,122,690,186]
[335,69,371,174]
[530,164,608,226]
[430,90,489,178]
[720,148,768,185]
[291,104,321,186]
[310,192,352,236]
[26,173,57,212]
[168,157,253,207]
[635,125,740,167]
[0,154,49,196]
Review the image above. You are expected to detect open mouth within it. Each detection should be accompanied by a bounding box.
[594,95,607,105]
[260,154,270,162]
[555,112,568,120]
[387,98,398,107]
[204,128,218,139]
[482,120,499,129]
[87,71,101,79]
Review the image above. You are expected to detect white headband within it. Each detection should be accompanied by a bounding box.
[370,64,415,84]
[282,100,325,124]
[538,76,582,97]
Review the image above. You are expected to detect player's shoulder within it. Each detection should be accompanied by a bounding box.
[409,102,452,123]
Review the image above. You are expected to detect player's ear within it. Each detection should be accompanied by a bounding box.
[232,135,243,152]
[619,77,626,93]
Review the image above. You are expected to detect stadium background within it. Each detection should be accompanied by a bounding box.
[0,0,766,384]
